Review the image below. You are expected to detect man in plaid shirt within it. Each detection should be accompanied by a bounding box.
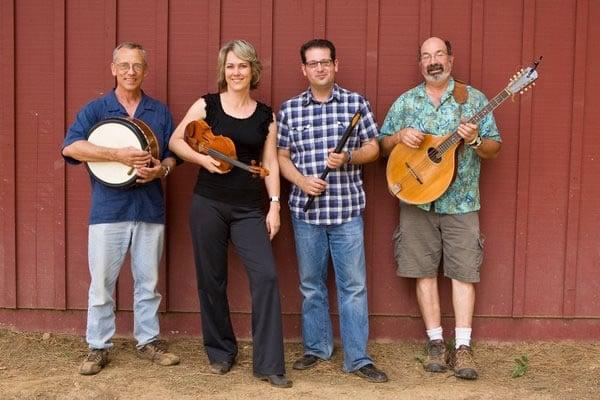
[277,39,387,383]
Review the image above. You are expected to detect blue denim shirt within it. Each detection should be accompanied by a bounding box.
[380,78,501,214]
[62,90,175,225]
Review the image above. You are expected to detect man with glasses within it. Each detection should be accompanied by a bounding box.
[62,42,179,375]
[379,37,502,380]
[277,38,387,383]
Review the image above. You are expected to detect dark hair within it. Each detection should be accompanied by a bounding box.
[300,39,336,64]
[417,38,453,61]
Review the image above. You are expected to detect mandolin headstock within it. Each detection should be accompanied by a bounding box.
[506,56,542,95]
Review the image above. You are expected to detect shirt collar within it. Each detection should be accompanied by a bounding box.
[106,89,154,115]
[417,77,456,104]
[302,83,342,106]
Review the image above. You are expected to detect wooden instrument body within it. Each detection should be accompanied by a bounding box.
[185,119,269,178]
[386,133,459,205]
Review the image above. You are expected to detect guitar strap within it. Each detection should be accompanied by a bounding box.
[453,79,468,107]
[431,79,469,212]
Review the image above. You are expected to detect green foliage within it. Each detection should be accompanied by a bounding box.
[512,354,529,378]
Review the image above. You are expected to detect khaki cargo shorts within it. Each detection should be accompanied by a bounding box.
[392,204,485,283]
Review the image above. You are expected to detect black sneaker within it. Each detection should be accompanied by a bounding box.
[292,354,321,370]
[353,364,388,383]
[209,360,233,374]
[254,372,293,388]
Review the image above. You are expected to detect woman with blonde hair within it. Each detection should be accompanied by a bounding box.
[169,39,291,388]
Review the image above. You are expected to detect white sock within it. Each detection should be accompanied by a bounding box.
[426,326,443,342]
[455,327,472,348]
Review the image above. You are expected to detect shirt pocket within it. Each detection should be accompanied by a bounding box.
[289,123,314,153]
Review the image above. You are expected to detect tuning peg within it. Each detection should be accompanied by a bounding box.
[524,88,528,92]
[520,91,524,94]
[532,82,536,86]
[520,68,524,73]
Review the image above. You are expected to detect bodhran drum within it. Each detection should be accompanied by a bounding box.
[86,117,160,188]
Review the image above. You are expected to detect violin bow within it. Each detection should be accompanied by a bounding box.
[303,111,362,212]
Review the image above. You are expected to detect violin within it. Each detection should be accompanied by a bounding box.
[184,119,269,178]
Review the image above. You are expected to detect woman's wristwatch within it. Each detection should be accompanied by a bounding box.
[269,196,280,203]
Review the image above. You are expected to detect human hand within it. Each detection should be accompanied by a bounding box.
[457,122,479,144]
[136,157,162,183]
[398,128,424,149]
[265,203,281,240]
[116,146,152,168]
[298,175,327,197]
[326,149,349,169]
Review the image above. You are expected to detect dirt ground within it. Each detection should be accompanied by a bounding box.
[0,329,598,400]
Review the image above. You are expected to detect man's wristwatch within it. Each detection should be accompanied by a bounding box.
[347,150,352,164]
[468,136,483,149]
[269,196,280,203]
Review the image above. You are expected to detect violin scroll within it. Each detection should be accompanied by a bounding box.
[249,160,269,178]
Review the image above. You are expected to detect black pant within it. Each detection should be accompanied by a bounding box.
[189,194,285,375]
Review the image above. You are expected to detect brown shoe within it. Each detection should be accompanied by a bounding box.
[79,348,109,375]
[447,345,478,380]
[137,340,180,366]
[423,339,447,372]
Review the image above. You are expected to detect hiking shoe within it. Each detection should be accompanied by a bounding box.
[447,345,478,380]
[137,340,180,366]
[79,348,109,375]
[423,339,447,372]
[353,364,389,383]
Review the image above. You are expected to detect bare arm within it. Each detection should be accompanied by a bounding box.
[262,117,281,240]
[62,140,151,167]
[168,98,224,173]
[456,122,502,159]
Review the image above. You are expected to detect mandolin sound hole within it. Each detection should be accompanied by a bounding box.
[427,147,442,164]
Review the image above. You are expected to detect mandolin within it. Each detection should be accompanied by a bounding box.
[386,58,541,205]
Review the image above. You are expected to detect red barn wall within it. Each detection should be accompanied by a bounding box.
[1,0,599,341]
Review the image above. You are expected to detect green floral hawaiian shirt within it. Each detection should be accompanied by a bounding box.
[380,78,501,214]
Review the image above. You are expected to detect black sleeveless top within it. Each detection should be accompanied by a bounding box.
[194,93,273,207]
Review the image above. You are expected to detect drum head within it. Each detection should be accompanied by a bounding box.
[86,118,149,187]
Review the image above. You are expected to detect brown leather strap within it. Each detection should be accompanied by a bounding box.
[453,79,468,104]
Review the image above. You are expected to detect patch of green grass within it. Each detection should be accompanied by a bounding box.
[512,354,529,378]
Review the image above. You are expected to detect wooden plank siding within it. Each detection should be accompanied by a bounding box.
[1,0,599,340]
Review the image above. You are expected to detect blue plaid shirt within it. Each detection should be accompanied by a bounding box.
[277,84,378,225]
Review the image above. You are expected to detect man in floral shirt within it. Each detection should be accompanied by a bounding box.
[380,37,501,380]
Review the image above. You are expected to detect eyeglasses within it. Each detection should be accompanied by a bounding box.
[305,59,333,69]
[420,51,448,63]
[115,62,146,73]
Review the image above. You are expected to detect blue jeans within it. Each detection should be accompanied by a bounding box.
[292,215,373,372]
[86,222,164,349]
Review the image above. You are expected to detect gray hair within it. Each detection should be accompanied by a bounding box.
[112,42,147,65]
